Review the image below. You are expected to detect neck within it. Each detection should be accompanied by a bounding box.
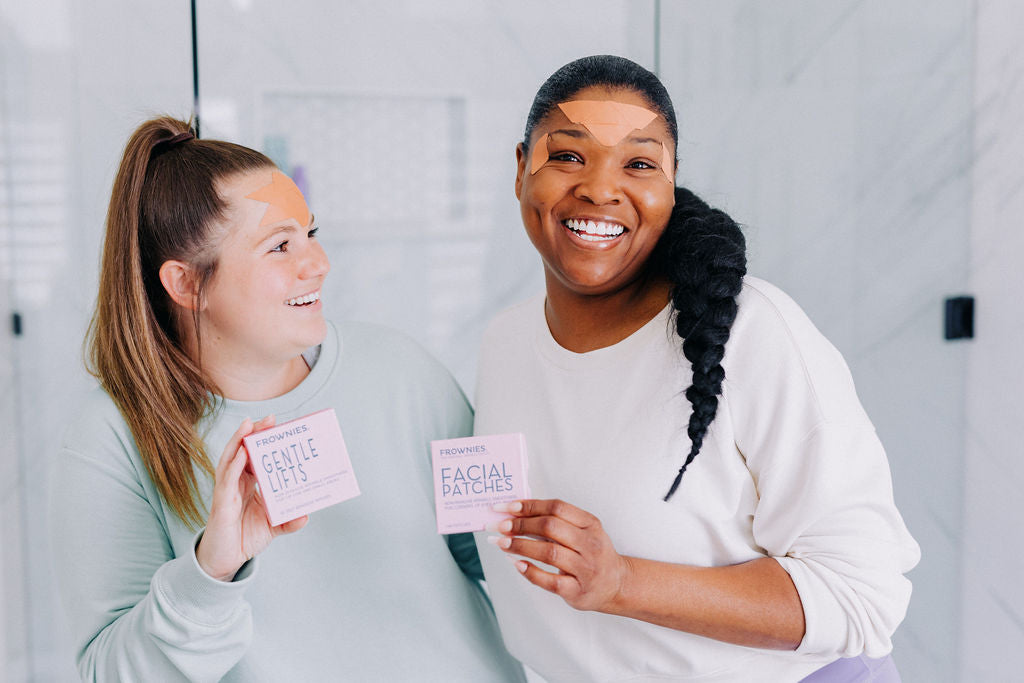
[543,271,671,353]
[205,354,310,402]
[185,332,311,402]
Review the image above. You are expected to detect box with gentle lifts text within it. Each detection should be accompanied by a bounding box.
[242,408,360,526]
[431,433,530,534]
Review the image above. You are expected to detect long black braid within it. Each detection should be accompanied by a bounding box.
[525,56,747,500]
[656,187,746,500]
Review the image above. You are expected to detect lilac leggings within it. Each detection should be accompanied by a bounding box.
[799,654,901,682]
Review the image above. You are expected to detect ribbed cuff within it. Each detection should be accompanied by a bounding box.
[150,529,258,627]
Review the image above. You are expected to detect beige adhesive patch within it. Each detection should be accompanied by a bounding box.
[530,133,550,175]
[661,143,674,184]
[245,170,311,228]
[557,100,659,147]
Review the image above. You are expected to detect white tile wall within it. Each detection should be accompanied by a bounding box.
[963,1,1024,680]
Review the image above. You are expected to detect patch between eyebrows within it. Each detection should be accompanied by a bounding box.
[244,170,311,227]
[557,100,659,147]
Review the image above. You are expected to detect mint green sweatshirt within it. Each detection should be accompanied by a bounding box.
[51,321,524,682]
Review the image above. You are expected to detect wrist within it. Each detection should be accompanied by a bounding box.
[195,531,240,582]
[602,554,637,616]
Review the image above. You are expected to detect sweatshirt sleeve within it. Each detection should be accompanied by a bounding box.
[50,407,255,682]
[725,280,920,659]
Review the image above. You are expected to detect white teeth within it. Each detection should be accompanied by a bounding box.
[563,218,625,240]
[286,291,320,306]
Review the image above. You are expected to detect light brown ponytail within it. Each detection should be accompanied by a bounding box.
[86,116,273,527]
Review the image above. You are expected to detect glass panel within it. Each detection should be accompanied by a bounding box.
[0,1,193,678]
[197,0,656,393]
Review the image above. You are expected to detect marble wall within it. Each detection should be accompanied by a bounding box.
[963,1,1024,680]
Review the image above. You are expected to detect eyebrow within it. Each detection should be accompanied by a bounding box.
[549,129,588,139]
[548,129,663,147]
[626,135,663,146]
[256,213,316,242]
[255,225,296,246]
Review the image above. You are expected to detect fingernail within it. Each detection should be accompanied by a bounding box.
[486,535,512,549]
[515,560,528,573]
[492,501,523,513]
[498,519,513,533]
[485,520,512,533]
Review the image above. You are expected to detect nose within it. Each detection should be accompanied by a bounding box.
[573,163,623,206]
[300,239,330,280]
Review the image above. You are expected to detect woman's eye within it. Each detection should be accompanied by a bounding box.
[308,227,320,239]
[550,152,582,163]
[270,241,288,253]
[628,159,655,170]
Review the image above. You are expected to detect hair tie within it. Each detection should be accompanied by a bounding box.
[151,130,195,159]
[165,131,195,145]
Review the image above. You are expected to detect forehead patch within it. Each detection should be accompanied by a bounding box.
[557,100,659,147]
[244,170,311,227]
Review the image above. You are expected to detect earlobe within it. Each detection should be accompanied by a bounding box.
[514,143,526,200]
[158,260,202,311]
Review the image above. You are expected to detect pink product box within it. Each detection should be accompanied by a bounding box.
[431,433,530,534]
[242,408,360,526]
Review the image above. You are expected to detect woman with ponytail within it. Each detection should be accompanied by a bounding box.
[51,117,523,682]
[475,56,919,682]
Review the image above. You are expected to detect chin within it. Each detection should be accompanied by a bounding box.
[283,318,327,353]
[563,270,624,292]
[303,319,328,347]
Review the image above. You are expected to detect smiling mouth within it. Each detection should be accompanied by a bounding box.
[563,218,626,242]
[285,290,320,306]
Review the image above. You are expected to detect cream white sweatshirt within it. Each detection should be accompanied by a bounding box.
[473,277,920,683]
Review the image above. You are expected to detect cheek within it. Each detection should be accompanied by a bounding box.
[521,175,564,217]
[639,187,675,227]
[261,268,294,295]
[519,185,548,240]
[222,259,284,306]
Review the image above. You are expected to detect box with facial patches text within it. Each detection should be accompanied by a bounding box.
[431,433,530,534]
[243,408,360,526]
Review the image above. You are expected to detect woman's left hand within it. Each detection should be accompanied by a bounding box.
[197,415,309,581]
[487,498,631,613]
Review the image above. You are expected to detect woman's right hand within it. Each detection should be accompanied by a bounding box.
[196,416,309,581]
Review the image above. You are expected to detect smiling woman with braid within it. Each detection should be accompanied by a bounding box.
[474,55,920,682]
